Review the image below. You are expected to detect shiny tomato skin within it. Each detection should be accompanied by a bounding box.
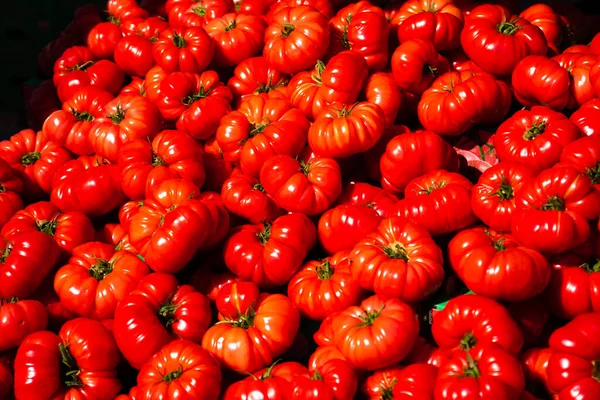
[87,21,123,59]
[522,347,554,395]
[203,137,235,192]
[331,295,419,370]
[336,182,398,218]
[471,162,536,232]
[223,361,309,399]
[54,241,150,320]
[152,27,214,73]
[114,35,156,77]
[227,56,287,102]
[395,170,478,236]
[362,72,403,127]
[145,64,167,102]
[519,3,562,47]
[0,298,48,353]
[318,203,381,255]
[560,136,600,188]
[449,227,551,302]
[215,281,260,319]
[221,169,280,224]
[512,55,571,111]
[113,272,212,369]
[571,97,600,138]
[553,52,598,109]
[168,0,234,28]
[363,363,438,399]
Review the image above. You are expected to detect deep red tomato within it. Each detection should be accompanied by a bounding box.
[1,201,94,257]
[519,3,562,48]
[461,4,548,76]
[202,289,300,372]
[113,272,212,369]
[223,213,316,287]
[216,96,310,177]
[264,5,330,74]
[119,130,206,200]
[331,295,419,370]
[522,347,554,395]
[215,281,260,319]
[553,52,598,109]
[114,36,155,77]
[0,159,23,231]
[152,27,214,73]
[0,297,47,353]
[335,182,398,218]
[391,39,450,95]
[570,97,600,138]
[308,345,347,372]
[137,339,222,400]
[168,0,234,28]
[51,155,127,217]
[419,70,511,136]
[294,358,357,400]
[266,0,334,21]
[309,101,385,159]
[0,129,73,200]
[288,251,364,321]
[119,75,147,98]
[432,294,524,354]
[54,241,150,320]
[395,170,478,236]
[223,361,309,399]
[221,169,280,224]
[128,179,215,273]
[43,86,113,156]
[328,1,389,71]
[349,216,444,303]
[362,364,404,400]
[89,95,161,163]
[119,200,144,231]
[362,363,438,399]
[205,13,267,68]
[86,20,124,60]
[495,106,581,172]
[512,55,570,111]
[547,312,600,398]
[203,137,235,192]
[512,165,600,254]
[260,154,342,216]
[14,318,121,399]
[362,72,403,127]
[560,136,600,189]
[227,56,288,102]
[0,231,60,298]
[435,346,526,400]
[393,0,464,51]
[380,129,459,195]
[471,162,536,232]
[449,227,551,302]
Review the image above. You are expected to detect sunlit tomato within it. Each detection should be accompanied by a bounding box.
[227,56,288,102]
[114,36,155,77]
[332,295,419,370]
[553,52,598,109]
[391,39,450,95]
[570,97,600,137]
[113,273,212,369]
[308,345,347,372]
[511,55,570,111]
[152,27,214,73]
[288,251,364,321]
[0,297,47,353]
[0,159,23,231]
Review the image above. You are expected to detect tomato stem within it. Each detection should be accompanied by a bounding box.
[380,378,398,400]
[360,304,385,326]
[225,19,237,31]
[72,60,94,71]
[0,183,5,193]
[0,245,10,264]
[182,86,210,105]
[586,162,600,185]
[299,160,311,176]
[107,15,121,25]
[259,360,282,379]
[256,77,286,94]
[21,151,41,166]
[280,23,295,37]
[88,258,114,280]
[192,5,206,16]
[59,343,83,387]
[492,176,514,200]
[253,182,265,192]
[312,369,323,381]
[109,104,126,125]
[36,217,59,236]
[257,223,271,246]
[383,243,409,261]
[485,230,507,252]
[496,19,523,35]
[460,332,477,351]
[580,258,600,274]
[163,365,183,382]
[424,64,438,77]
[315,260,334,280]
[0,297,19,306]
[71,109,94,122]
[152,152,166,167]
[249,121,269,137]
[312,61,326,85]
[157,301,179,328]
[523,122,546,140]
[541,196,565,211]
[172,31,187,48]
[224,306,256,329]
[341,14,353,49]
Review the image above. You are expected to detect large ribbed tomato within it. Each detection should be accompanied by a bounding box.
[391,39,450,95]
[152,27,214,73]
[221,169,280,224]
[512,55,571,111]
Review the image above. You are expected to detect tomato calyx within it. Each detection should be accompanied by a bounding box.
[71,108,94,122]
[89,258,115,280]
[152,152,166,166]
[253,183,266,193]
[281,23,295,38]
[172,31,188,48]
[36,217,59,236]
[71,60,95,72]
[0,245,10,264]
[312,61,326,85]
[484,230,507,252]
[420,180,447,194]
[109,104,127,125]
[21,151,41,166]
[255,360,282,380]
[312,369,324,381]
[541,196,565,211]
[462,352,481,378]
[256,76,287,94]
[316,260,334,280]
[224,306,256,329]
[341,14,353,49]
[225,18,237,31]
[383,243,409,261]
[257,223,272,246]
[158,301,179,328]
[337,104,356,118]
[460,332,477,351]
[360,304,385,326]
[492,176,514,200]
[183,86,210,105]
[496,19,523,36]
[192,5,206,16]
[380,378,398,400]
[424,64,438,77]
[0,297,19,305]
[107,14,121,26]
[0,183,5,193]
[523,122,546,140]
[163,365,183,382]
[580,258,600,274]
[299,160,311,176]
[249,120,270,137]
[586,162,600,185]
[59,343,83,388]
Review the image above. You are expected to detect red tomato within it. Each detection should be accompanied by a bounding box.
[267,0,334,21]
[519,3,562,47]
[51,155,127,217]
[223,361,309,399]
[0,298,47,353]
[145,65,168,102]
[152,27,214,73]
[205,13,267,68]
[362,363,438,399]
[196,191,231,251]
[419,70,511,136]
[113,273,212,369]
[0,129,73,200]
[137,339,222,400]
[391,39,450,95]
[547,312,600,398]
[0,231,60,298]
[1,201,94,257]
[296,358,357,400]
[223,213,316,287]
[227,56,288,101]
[309,101,385,159]
[54,242,150,320]
[128,179,215,273]
[380,129,459,195]
[119,130,206,200]
[560,136,600,189]
[216,96,309,177]
[349,217,444,303]
[202,290,300,372]
[328,1,389,71]
[553,52,598,109]
[43,86,113,156]
[495,106,581,172]
[221,169,281,223]
[395,170,478,236]
[449,227,551,302]
[86,21,124,60]
[114,35,155,77]
[435,346,526,400]
[215,281,260,319]
[14,318,121,399]
[362,72,403,127]
[512,165,600,254]
[203,137,235,192]
[471,162,536,232]
[121,77,147,97]
[264,5,330,74]
[309,345,347,372]
[89,95,161,163]
[0,159,23,231]
[512,55,570,111]
[335,182,398,219]
[260,154,342,216]
[331,295,419,370]
[571,97,600,138]
[288,251,364,321]
[461,4,547,76]
[432,294,524,353]
[522,347,554,395]
[168,0,234,28]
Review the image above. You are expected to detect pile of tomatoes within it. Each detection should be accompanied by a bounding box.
[2,0,600,398]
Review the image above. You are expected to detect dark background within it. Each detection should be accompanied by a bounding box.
[0,0,597,139]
